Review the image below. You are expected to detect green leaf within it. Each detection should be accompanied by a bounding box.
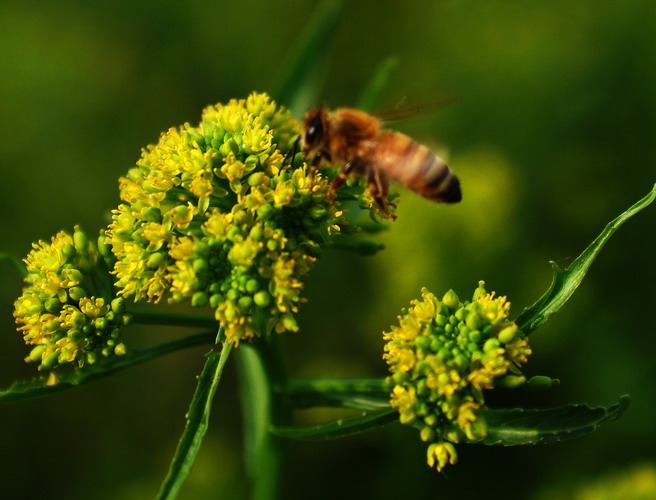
[0,331,216,402]
[0,252,27,278]
[270,407,398,441]
[286,378,392,410]
[480,395,630,446]
[157,331,232,500]
[356,56,399,112]
[273,0,344,115]
[516,185,656,334]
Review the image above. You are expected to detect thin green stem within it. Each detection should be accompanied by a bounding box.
[237,336,290,500]
[130,310,217,329]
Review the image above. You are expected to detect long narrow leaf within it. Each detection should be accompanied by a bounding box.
[516,185,656,334]
[270,407,398,441]
[0,331,216,402]
[480,396,630,446]
[273,0,344,114]
[157,331,232,500]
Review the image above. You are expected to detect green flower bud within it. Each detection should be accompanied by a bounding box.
[280,314,298,331]
[61,242,76,261]
[44,298,62,313]
[114,343,127,356]
[442,290,460,310]
[238,296,253,310]
[41,351,59,370]
[524,375,560,391]
[192,291,209,307]
[257,203,276,221]
[111,297,126,314]
[68,329,84,341]
[193,258,208,273]
[28,345,47,362]
[254,290,271,307]
[97,233,113,260]
[435,314,448,327]
[496,375,526,388]
[44,319,60,333]
[142,206,162,222]
[63,268,84,285]
[210,293,224,308]
[420,426,436,442]
[248,172,268,187]
[71,311,86,327]
[465,310,484,330]
[246,279,260,293]
[472,281,487,301]
[498,325,517,344]
[73,228,89,254]
[147,252,166,268]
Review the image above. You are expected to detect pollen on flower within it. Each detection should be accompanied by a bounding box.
[14,227,128,370]
[103,92,389,345]
[383,282,531,472]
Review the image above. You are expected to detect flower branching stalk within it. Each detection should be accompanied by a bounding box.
[383,282,531,471]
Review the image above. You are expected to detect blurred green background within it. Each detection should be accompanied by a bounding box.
[1,1,655,498]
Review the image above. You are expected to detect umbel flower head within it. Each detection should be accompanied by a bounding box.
[14,227,129,370]
[106,92,387,345]
[383,281,531,471]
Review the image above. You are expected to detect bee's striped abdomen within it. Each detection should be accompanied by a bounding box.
[372,132,461,203]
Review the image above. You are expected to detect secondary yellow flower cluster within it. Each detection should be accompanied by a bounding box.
[13,227,129,369]
[383,281,531,471]
[105,92,381,345]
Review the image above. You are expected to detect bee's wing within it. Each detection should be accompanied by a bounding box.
[372,97,460,124]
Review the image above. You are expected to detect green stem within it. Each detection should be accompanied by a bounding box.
[130,310,217,329]
[237,336,290,500]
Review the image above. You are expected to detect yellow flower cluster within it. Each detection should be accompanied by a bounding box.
[105,92,377,345]
[383,281,531,471]
[13,227,128,369]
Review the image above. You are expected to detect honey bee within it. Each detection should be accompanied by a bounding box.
[298,106,462,217]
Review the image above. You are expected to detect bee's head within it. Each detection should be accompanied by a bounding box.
[301,107,328,156]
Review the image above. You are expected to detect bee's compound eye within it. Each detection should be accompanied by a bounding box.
[305,115,324,146]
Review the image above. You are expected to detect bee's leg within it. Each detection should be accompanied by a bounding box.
[309,150,329,185]
[282,137,300,166]
[329,160,357,201]
[370,169,396,219]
